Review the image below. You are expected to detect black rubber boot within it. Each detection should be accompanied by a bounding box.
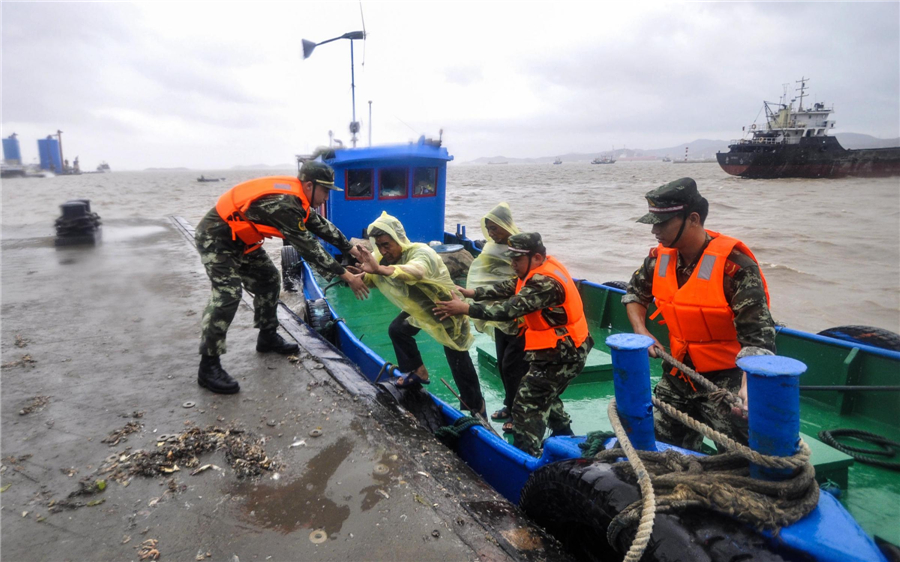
[550,425,575,438]
[256,329,300,355]
[198,355,240,394]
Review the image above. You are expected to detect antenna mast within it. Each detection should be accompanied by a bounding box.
[796,77,809,111]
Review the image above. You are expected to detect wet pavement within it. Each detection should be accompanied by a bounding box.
[1,218,567,561]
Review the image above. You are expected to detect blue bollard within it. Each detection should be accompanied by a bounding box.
[606,333,658,452]
[737,355,807,481]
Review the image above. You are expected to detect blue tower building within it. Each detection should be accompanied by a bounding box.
[38,136,62,173]
[3,134,22,164]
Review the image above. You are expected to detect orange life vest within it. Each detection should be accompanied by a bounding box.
[515,256,590,351]
[215,176,310,254]
[651,230,770,373]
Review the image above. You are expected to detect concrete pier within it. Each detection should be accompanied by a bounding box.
[1,217,565,561]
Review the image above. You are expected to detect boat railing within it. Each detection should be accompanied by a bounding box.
[734,136,802,146]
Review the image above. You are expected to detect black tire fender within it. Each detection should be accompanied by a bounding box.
[519,459,797,562]
[601,280,630,292]
[816,325,900,352]
[305,298,333,337]
[281,246,302,293]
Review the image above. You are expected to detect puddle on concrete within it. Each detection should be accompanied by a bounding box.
[358,452,398,512]
[232,437,354,535]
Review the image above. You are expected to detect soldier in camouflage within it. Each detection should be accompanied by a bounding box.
[435,233,593,457]
[623,178,775,452]
[194,161,369,394]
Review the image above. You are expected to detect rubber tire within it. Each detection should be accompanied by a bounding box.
[601,280,629,291]
[817,325,900,352]
[519,459,794,562]
[281,246,302,292]
[305,298,333,337]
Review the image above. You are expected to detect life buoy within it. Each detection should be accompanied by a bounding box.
[751,124,757,130]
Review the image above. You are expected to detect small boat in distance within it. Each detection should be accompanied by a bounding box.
[591,156,616,164]
[96,161,111,172]
[662,156,672,162]
[197,175,224,182]
[553,157,562,165]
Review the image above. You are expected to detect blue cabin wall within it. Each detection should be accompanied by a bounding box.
[323,141,452,251]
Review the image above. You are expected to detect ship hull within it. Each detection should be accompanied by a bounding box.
[717,136,900,178]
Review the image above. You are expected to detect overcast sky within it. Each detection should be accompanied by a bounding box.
[2,2,898,170]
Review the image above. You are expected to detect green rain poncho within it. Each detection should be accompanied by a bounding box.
[465,203,521,337]
[365,212,473,352]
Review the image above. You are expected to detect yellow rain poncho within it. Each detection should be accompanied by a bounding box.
[465,203,521,337]
[365,212,473,352]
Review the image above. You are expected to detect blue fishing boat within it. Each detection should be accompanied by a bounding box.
[277,138,899,562]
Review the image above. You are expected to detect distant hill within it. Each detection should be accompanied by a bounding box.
[230,164,294,170]
[465,133,899,164]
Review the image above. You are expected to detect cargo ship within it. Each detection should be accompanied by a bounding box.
[717,78,900,178]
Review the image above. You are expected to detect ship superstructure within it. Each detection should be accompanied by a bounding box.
[717,78,900,178]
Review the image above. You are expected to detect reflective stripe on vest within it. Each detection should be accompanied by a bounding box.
[514,256,590,351]
[215,176,309,254]
[651,230,770,373]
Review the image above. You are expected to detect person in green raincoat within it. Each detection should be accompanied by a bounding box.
[353,212,486,415]
[459,203,528,432]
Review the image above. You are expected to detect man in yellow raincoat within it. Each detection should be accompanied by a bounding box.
[461,203,528,432]
[354,212,485,415]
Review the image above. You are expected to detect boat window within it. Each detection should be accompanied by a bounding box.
[379,168,408,199]
[345,169,373,200]
[412,168,438,197]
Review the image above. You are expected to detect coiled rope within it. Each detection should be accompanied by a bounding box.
[818,429,900,471]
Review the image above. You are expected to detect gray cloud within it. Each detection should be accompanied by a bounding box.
[2,2,897,169]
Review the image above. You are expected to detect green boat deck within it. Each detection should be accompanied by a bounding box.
[322,277,899,545]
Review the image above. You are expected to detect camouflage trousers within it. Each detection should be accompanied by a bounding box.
[653,368,749,453]
[511,355,586,458]
[195,227,281,356]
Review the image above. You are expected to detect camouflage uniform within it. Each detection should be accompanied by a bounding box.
[623,178,776,451]
[469,238,592,457]
[195,194,352,356]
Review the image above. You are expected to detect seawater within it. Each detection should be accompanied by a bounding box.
[2,162,898,333]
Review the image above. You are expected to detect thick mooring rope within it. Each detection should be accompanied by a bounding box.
[656,349,743,409]
[607,399,657,562]
[434,416,482,443]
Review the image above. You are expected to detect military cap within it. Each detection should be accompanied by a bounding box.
[637,177,701,224]
[503,232,546,257]
[299,161,342,191]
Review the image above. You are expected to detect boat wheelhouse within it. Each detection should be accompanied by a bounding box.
[320,137,451,247]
